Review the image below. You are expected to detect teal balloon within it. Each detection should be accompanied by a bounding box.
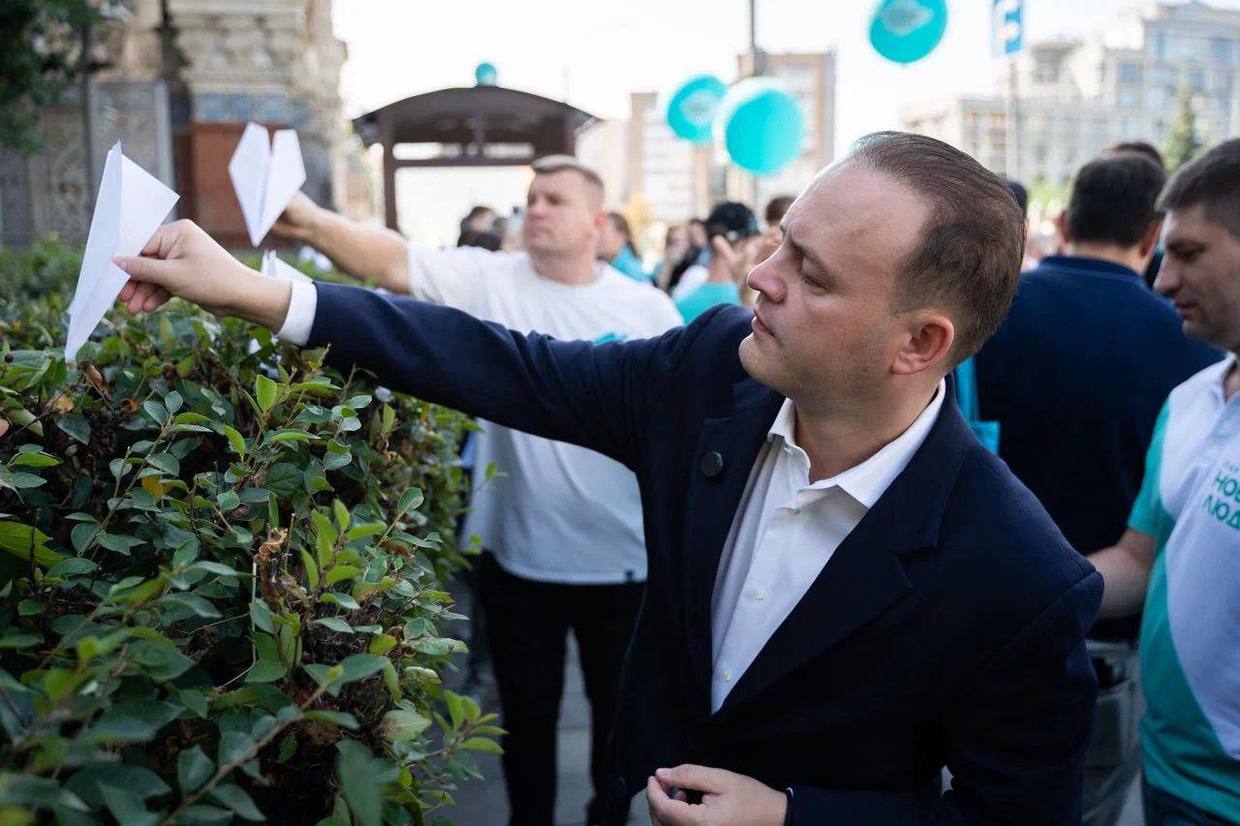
[475,62,498,86]
[665,75,727,145]
[869,0,948,64]
[717,78,805,176]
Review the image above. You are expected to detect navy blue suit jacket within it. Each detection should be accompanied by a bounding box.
[308,283,1103,825]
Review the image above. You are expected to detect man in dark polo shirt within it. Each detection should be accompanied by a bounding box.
[976,151,1221,555]
[974,151,1222,825]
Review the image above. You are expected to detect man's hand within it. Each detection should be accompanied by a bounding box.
[115,219,292,330]
[270,192,324,244]
[646,765,786,826]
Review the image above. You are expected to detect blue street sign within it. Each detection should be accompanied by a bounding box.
[993,0,1024,57]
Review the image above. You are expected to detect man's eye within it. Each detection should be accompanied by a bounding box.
[800,272,825,289]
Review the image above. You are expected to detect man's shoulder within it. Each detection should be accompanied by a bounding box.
[943,444,1096,604]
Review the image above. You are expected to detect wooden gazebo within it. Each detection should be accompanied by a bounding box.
[353,86,597,229]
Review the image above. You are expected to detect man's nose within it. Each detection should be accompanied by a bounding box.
[1152,260,1179,296]
[747,256,785,303]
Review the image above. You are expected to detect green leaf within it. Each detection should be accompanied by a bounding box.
[324,565,361,587]
[218,730,257,767]
[445,691,465,731]
[217,490,240,512]
[99,783,160,826]
[174,411,211,426]
[303,710,359,729]
[97,532,142,555]
[146,453,179,476]
[332,499,350,532]
[320,592,360,611]
[0,470,47,489]
[0,520,61,566]
[220,424,246,457]
[210,783,266,821]
[396,487,424,515]
[10,450,59,468]
[176,805,234,825]
[265,462,300,497]
[368,633,398,656]
[269,429,318,444]
[300,550,319,590]
[65,765,171,807]
[56,413,91,445]
[178,745,215,794]
[164,390,184,414]
[161,593,222,619]
[380,709,431,742]
[337,741,383,826]
[346,522,385,542]
[245,660,288,683]
[255,376,278,413]
[45,666,83,700]
[70,523,98,554]
[460,736,504,754]
[142,400,169,426]
[250,599,275,633]
[0,631,42,649]
[336,653,388,685]
[177,688,210,718]
[129,639,195,680]
[88,701,182,744]
[313,617,353,634]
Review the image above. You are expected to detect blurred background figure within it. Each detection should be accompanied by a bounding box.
[673,201,759,321]
[597,211,652,282]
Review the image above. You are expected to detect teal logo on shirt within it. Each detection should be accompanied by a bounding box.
[1202,459,1240,531]
[593,332,629,345]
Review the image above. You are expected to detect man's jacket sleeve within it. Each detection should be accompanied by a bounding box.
[307,281,690,471]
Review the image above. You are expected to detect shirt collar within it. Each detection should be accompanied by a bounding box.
[768,380,947,508]
[1036,255,1142,281]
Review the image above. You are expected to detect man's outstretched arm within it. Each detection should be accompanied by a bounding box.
[116,220,683,468]
[272,193,409,294]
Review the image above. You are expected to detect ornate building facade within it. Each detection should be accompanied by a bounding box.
[0,0,348,248]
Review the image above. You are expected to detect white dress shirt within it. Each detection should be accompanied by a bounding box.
[709,381,946,712]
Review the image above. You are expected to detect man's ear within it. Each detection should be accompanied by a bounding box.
[1138,218,1163,259]
[893,310,955,377]
[1055,211,1072,247]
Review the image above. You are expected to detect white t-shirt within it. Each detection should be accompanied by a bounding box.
[671,264,709,301]
[405,246,681,584]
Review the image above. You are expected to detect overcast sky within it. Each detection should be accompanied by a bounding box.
[329,0,1240,244]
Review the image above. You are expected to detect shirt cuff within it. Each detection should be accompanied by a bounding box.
[275,278,317,346]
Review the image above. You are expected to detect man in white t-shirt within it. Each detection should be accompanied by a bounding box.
[272,157,681,826]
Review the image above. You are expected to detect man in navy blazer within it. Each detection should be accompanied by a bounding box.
[118,132,1103,825]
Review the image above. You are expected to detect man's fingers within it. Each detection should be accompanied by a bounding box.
[710,235,739,266]
[655,764,728,795]
[143,287,171,313]
[114,254,175,287]
[646,776,696,825]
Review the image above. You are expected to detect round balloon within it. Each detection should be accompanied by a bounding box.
[869,0,948,64]
[475,62,498,86]
[665,75,727,145]
[716,78,805,176]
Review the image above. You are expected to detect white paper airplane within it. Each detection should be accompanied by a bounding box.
[65,142,179,364]
[261,250,312,284]
[229,122,306,248]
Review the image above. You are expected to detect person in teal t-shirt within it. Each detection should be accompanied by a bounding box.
[599,211,654,283]
[1089,139,1240,826]
[674,201,764,322]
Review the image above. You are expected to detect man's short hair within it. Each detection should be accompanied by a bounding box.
[764,195,795,227]
[1066,153,1166,248]
[1157,137,1240,240]
[1108,140,1165,170]
[1006,179,1028,216]
[848,131,1026,364]
[530,155,605,200]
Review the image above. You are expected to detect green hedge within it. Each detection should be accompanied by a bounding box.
[0,237,493,825]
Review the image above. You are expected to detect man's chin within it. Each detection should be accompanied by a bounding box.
[738,335,773,384]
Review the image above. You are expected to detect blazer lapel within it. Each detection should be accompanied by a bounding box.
[717,387,973,715]
[681,379,784,717]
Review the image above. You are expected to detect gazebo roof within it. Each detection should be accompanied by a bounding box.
[352,85,596,148]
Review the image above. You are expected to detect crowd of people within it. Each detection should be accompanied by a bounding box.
[111,130,1239,826]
